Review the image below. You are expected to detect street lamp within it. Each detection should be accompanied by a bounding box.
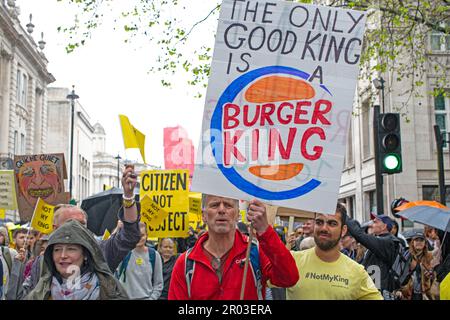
[372,77,386,113]
[66,86,79,200]
[114,154,122,188]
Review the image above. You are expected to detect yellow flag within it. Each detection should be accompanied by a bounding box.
[0,208,5,219]
[119,114,146,163]
[102,229,111,240]
[30,198,55,234]
[103,184,113,191]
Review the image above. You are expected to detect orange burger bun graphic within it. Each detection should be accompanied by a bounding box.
[245,76,315,181]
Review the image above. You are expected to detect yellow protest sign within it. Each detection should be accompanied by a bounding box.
[188,212,202,228]
[188,192,202,229]
[30,198,54,234]
[102,229,111,240]
[0,208,5,219]
[140,169,189,238]
[189,192,202,215]
[0,170,18,210]
[140,195,170,231]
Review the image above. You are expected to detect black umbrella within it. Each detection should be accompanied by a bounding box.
[81,187,139,236]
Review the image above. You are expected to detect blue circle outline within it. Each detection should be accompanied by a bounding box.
[210,66,326,200]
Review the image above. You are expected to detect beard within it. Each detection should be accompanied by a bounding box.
[314,232,341,251]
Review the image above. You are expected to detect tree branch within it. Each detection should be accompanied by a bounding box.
[176,4,220,45]
[350,3,448,33]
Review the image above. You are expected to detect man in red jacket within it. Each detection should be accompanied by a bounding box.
[168,194,299,300]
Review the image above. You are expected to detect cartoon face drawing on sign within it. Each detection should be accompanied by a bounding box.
[211,66,334,201]
[17,159,62,208]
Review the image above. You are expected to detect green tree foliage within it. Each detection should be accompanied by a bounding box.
[57,0,449,102]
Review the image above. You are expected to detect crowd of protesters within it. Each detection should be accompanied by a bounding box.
[1,167,450,300]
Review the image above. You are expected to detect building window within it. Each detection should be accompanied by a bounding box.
[430,21,450,52]
[16,69,28,107]
[16,70,21,103]
[347,195,355,219]
[434,93,450,148]
[339,196,355,219]
[365,190,377,221]
[20,134,25,154]
[423,185,450,206]
[362,101,373,159]
[14,131,18,155]
[78,156,91,200]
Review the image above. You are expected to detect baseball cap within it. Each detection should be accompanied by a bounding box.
[370,213,394,231]
[411,231,425,240]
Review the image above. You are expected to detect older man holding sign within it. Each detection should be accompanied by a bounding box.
[168,194,298,300]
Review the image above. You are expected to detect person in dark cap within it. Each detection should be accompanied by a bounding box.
[346,213,404,299]
[399,231,438,300]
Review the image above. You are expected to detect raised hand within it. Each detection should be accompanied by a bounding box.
[246,199,269,235]
[122,164,137,198]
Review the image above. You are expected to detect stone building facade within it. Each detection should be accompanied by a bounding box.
[0,0,55,220]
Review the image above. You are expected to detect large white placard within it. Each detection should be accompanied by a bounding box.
[192,0,366,214]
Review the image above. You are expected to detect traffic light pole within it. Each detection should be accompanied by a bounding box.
[433,125,446,205]
[373,105,384,214]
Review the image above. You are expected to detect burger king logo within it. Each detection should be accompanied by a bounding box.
[210,66,334,200]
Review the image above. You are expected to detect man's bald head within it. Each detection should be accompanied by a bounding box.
[53,204,88,229]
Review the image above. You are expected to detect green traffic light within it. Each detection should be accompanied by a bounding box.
[383,154,400,170]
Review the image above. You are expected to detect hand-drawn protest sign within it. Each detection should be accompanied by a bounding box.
[30,198,55,234]
[14,153,67,221]
[0,170,18,210]
[140,169,189,237]
[140,195,170,231]
[192,0,366,214]
[188,192,203,228]
[189,192,202,215]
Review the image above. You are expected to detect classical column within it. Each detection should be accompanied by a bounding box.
[34,86,44,153]
[0,49,13,155]
[26,77,36,154]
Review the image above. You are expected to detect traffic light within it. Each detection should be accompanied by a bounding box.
[377,113,402,174]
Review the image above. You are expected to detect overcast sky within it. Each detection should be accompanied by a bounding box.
[16,0,217,167]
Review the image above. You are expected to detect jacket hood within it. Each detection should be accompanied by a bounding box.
[26,219,129,300]
[44,219,111,276]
